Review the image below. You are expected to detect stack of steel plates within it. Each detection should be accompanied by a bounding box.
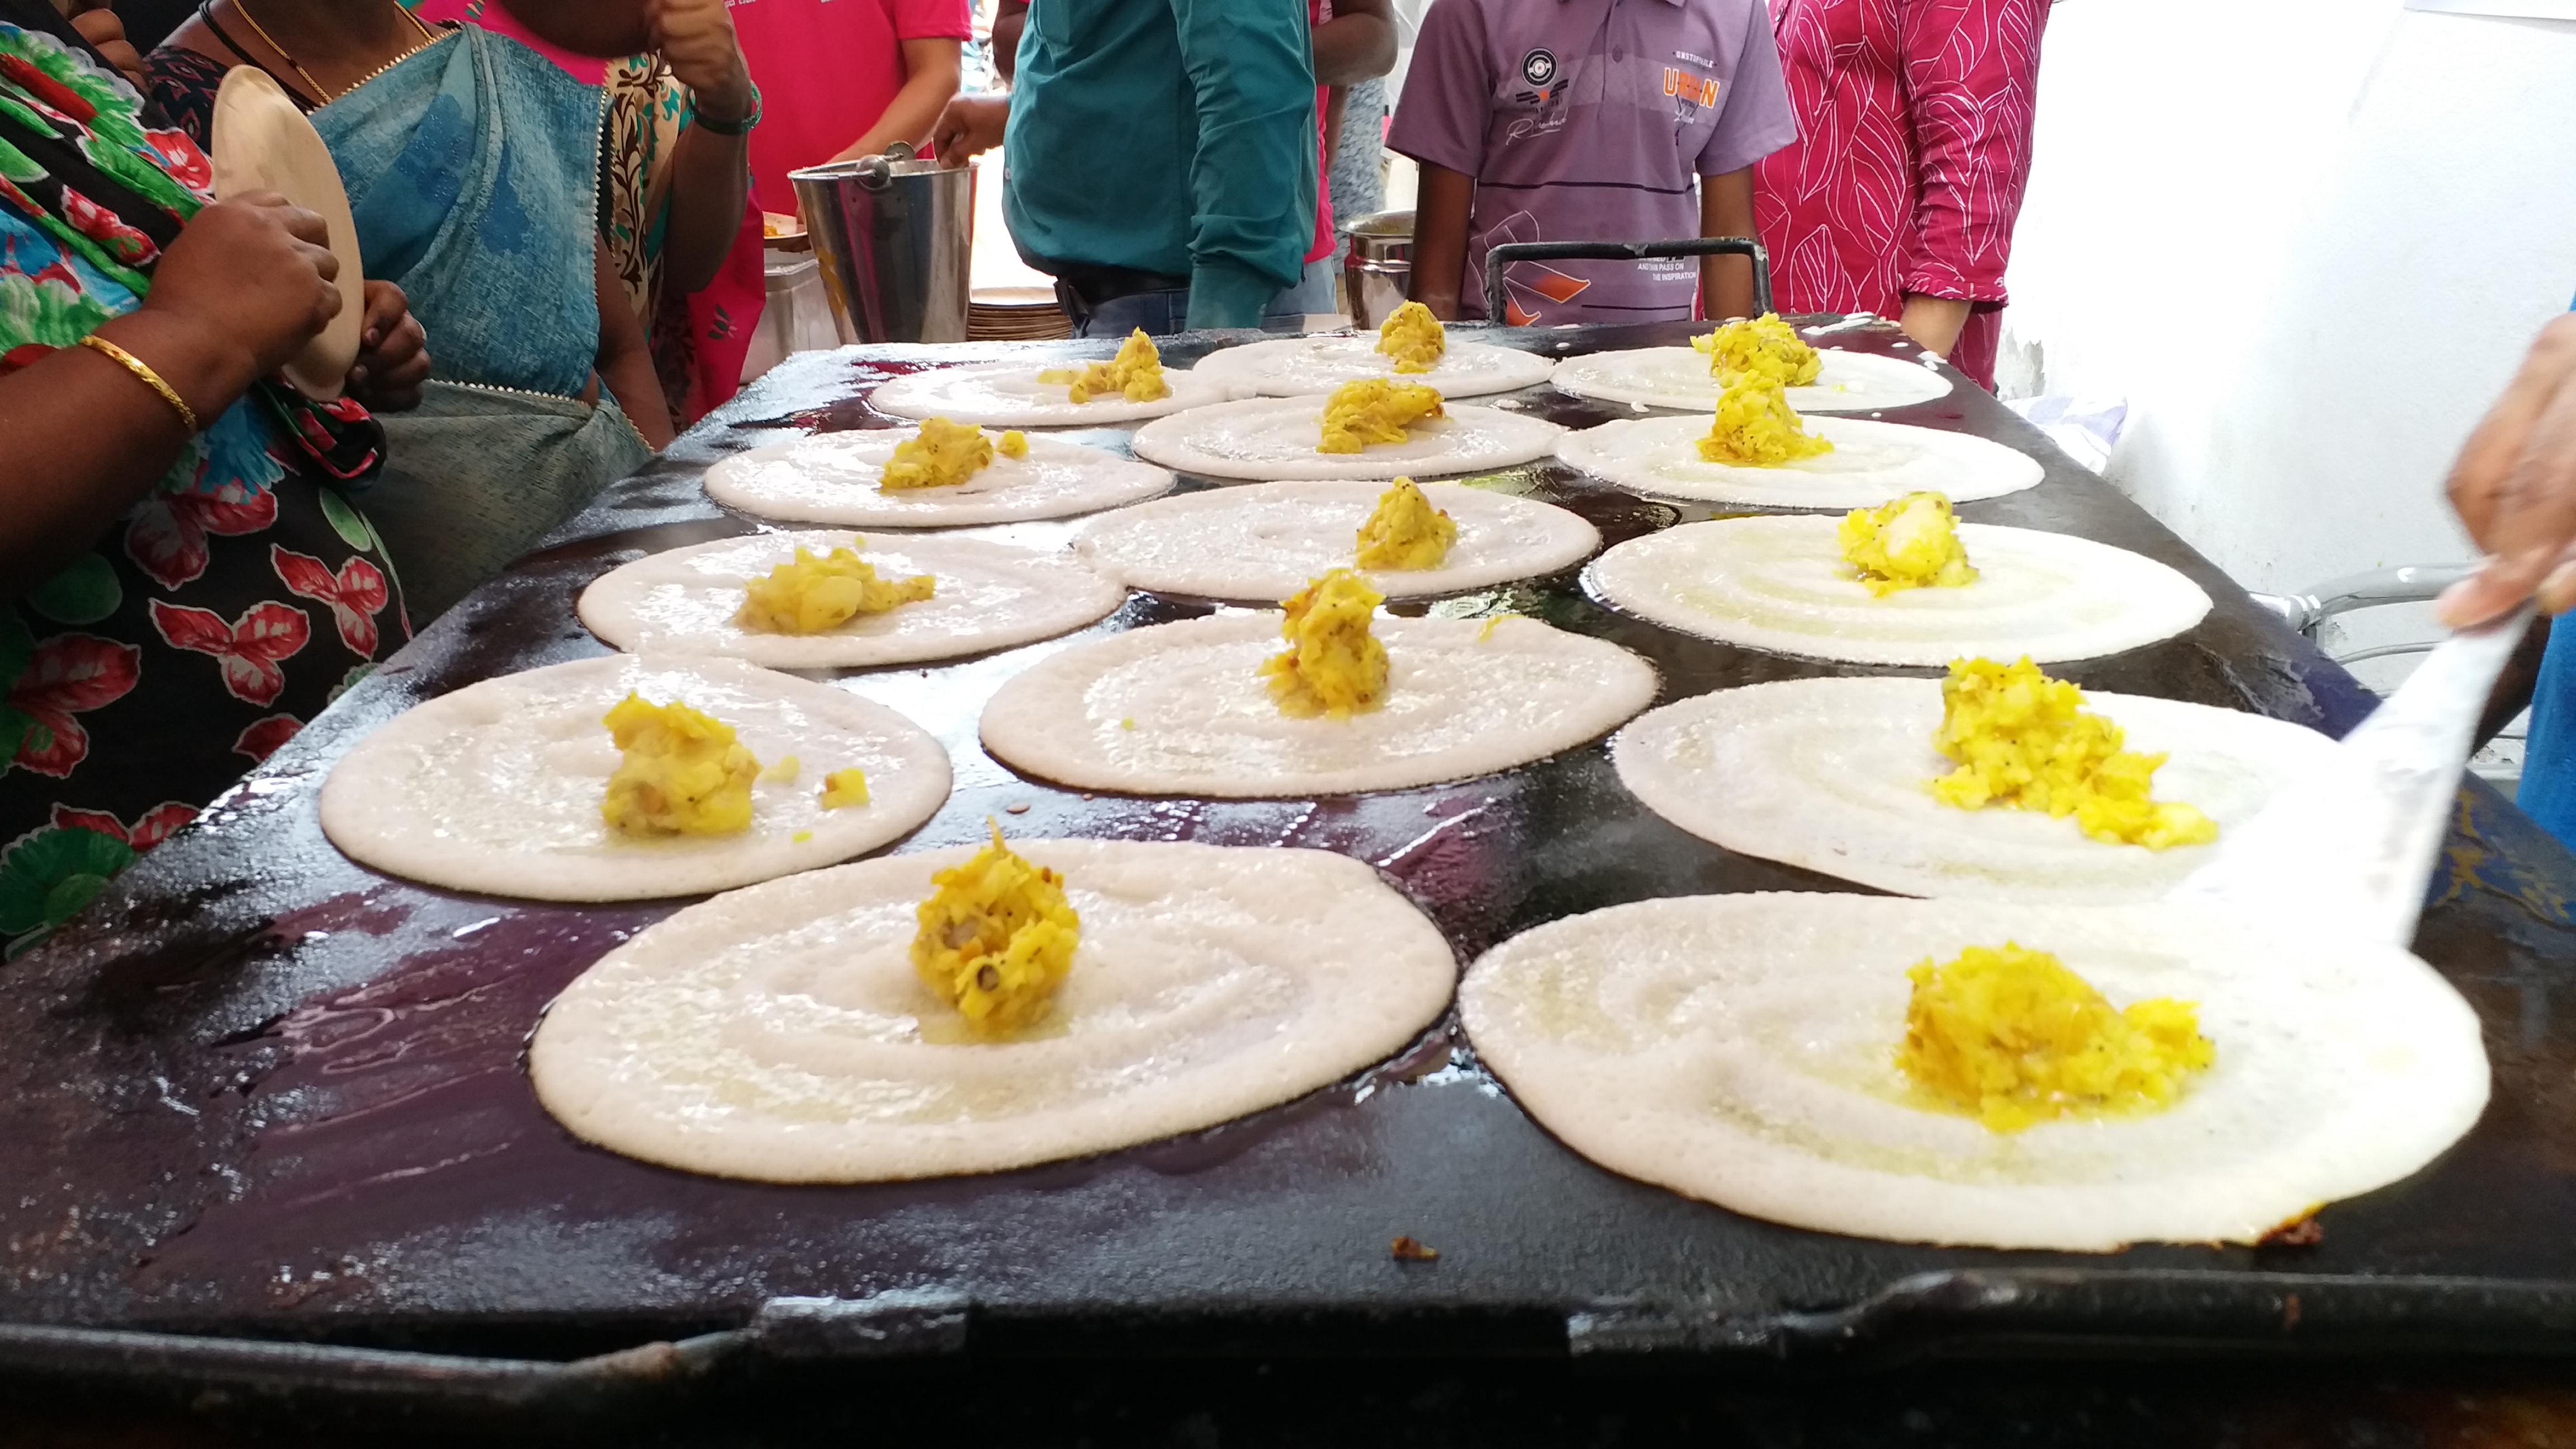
[969,285,1071,341]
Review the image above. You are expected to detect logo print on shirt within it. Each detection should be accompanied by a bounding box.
[1521,49,1558,87]
[1664,68,1723,108]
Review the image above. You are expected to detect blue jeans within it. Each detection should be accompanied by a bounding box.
[1066,287,1192,339]
[2520,622,2576,847]
[1061,278,1314,338]
[1269,253,1338,318]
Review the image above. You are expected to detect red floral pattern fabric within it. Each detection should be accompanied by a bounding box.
[0,5,405,957]
[1750,0,2049,389]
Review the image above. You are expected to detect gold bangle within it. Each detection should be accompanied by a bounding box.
[79,334,201,434]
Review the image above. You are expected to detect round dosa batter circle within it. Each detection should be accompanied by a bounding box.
[1190,335,1556,399]
[704,430,1174,527]
[1551,345,1953,414]
[1073,480,1599,600]
[528,840,1458,1182]
[872,361,1238,426]
[1616,677,2354,904]
[1461,892,2489,1251]
[577,531,1127,669]
[1558,413,2041,508]
[1131,396,1565,482]
[320,655,951,901]
[981,612,1657,797]
[1588,517,2212,665]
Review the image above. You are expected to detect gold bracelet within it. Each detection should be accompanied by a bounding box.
[79,334,200,434]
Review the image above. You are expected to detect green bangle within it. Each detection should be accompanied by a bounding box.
[694,82,761,137]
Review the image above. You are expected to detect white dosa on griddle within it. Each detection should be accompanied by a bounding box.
[1073,480,1599,600]
[528,840,1457,1182]
[577,531,1126,669]
[1559,413,2041,508]
[979,612,1656,797]
[320,655,950,901]
[871,361,1239,426]
[1587,517,2212,665]
[1461,892,2489,1251]
[1551,345,1954,414]
[704,430,1174,527]
[1615,677,2354,903]
[1190,335,1555,399]
[1130,396,1564,482]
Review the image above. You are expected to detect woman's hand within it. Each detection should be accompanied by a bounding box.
[929,94,1009,168]
[130,192,342,417]
[347,281,429,413]
[2442,315,2576,626]
[647,0,755,128]
[65,3,146,91]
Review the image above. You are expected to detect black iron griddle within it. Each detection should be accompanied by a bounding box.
[7,319,2576,1419]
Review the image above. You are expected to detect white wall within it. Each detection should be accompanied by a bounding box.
[2000,0,2576,594]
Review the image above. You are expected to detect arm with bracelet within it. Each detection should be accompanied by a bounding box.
[645,0,759,297]
[3,193,345,593]
[0,0,414,957]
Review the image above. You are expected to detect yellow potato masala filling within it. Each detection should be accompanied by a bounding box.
[1375,300,1446,374]
[880,416,998,491]
[912,821,1080,1035]
[1319,378,1446,454]
[1261,567,1389,719]
[817,768,870,810]
[1698,373,1834,467]
[1694,311,1822,388]
[1898,941,2215,1133]
[599,693,761,838]
[1839,491,1978,595]
[1353,477,1458,570]
[996,429,1030,459]
[1038,328,1172,405]
[1931,657,2220,850]
[736,544,935,635]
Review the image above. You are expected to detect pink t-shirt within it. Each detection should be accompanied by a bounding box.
[1303,0,1334,266]
[731,0,974,215]
[412,2,607,79]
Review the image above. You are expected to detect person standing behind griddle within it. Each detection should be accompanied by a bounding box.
[927,0,1318,337]
[1388,0,1798,327]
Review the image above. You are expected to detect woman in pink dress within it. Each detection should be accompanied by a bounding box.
[1751,0,2050,390]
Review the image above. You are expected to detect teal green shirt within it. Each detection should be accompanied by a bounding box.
[1003,0,1317,330]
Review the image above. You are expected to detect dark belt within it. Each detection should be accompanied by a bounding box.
[1049,263,1192,314]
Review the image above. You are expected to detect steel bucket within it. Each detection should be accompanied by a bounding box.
[790,147,975,345]
[1343,209,1413,330]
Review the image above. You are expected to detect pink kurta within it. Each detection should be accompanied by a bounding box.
[1751,0,2048,390]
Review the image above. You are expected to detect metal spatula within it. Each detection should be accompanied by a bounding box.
[2167,605,2535,946]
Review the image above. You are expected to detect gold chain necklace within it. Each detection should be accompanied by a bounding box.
[228,0,441,104]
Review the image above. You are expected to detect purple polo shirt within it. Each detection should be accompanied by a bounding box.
[1389,0,1798,323]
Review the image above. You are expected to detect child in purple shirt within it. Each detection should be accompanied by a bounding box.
[1389,0,1798,326]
